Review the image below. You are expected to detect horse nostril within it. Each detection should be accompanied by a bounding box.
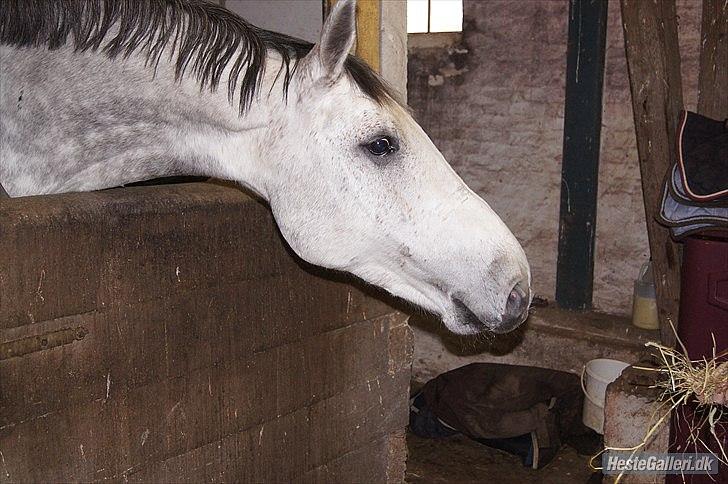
[503,282,530,326]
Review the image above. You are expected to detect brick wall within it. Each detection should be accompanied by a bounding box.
[408,0,700,315]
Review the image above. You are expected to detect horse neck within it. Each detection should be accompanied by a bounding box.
[1,44,285,198]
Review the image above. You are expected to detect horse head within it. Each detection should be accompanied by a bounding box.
[260,0,531,334]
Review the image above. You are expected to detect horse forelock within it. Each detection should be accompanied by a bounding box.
[0,0,398,114]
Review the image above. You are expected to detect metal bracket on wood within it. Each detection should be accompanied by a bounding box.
[0,326,89,360]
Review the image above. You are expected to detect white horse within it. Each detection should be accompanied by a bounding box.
[0,0,531,334]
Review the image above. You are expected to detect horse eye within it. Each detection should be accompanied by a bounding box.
[366,137,397,156]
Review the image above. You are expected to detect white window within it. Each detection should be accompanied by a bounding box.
[407,0,463,34]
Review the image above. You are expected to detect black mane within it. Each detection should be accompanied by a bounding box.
[0,0,394,114]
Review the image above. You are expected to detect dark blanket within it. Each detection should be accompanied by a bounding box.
[678,110,728,201]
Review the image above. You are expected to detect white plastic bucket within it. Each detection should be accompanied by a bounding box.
[581,358,630,434]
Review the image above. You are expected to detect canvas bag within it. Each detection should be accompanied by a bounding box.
[410,362,597,469]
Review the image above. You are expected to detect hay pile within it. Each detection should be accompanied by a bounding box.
[593,327,727,482]
[645,339,728,407]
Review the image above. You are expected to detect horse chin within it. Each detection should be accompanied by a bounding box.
[440,299,494,336]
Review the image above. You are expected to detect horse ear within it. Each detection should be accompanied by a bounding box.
[311,0,356,81]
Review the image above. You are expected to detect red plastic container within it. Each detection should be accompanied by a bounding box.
[667,231,728,484]
[677,232,728,360]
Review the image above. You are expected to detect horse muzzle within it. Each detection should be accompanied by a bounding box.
[449,281,531,334]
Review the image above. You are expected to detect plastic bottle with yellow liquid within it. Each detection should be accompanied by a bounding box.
[632,261,659,330]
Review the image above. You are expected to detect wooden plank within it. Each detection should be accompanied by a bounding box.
[0,184,391,329]
[0,366,409,482]
[1,308,409,481]
[555,0,609,310]
[0,182,412,481]
[131,371,408,483]
[0,305,403,424]
[698,0,728,119]
[326,0,381,72]
[301,435,392,483]
[354,0,380,72]
[620,0,683,347]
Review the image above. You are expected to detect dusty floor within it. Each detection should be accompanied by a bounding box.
[406,431,600,483]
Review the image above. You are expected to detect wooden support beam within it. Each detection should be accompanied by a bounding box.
[354,0,381,72]
[621,0,683,347]
[555,0,609,310]
[325,0,381,72]
[698,0,728,119]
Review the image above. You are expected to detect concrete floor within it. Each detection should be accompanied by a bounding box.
[406,431,600,483]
